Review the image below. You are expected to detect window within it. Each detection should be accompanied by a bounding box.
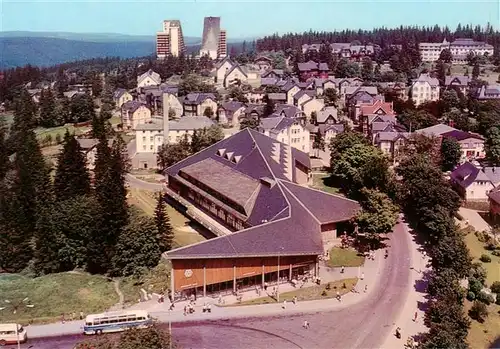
[142,137,146,142]
[143,145,146,150]
[150,136,153,142]
[150,145,153,150]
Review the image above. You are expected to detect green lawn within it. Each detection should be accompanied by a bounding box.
[35,125,90,142]
[128,188,206,248]
[310,173,340,194]
[464,231,500,286]
[232,278,358,306]
[0,273,117,324]
[327,247,365,268]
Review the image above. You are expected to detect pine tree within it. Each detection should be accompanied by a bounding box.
[39,88,57,127]
[154,192,174,252]
[190,129,202,154]
[0,116,9,180]
[54,130,91,201]
[33,203,64,275]
[91,112,106,139]
[10,90,37,153]
[472,62,480,80]
[113,134,131,173]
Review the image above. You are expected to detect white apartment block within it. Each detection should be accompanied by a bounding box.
[258,116,310,154]
[156,20,185,58]
[411,73,440,106]
[419,38,494,63]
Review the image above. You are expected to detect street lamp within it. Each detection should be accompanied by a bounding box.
[0,298,34,349]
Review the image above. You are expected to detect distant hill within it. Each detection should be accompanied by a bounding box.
[0,31,252,69]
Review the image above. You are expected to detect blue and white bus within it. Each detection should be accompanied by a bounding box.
[83,310,152,335]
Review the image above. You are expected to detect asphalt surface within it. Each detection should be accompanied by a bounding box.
[13,222,411,349]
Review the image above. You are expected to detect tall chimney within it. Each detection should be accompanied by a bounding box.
[163,92,170,145]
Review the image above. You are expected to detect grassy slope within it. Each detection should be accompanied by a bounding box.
[463,229,500,348]
[310,173,341,194]
[0,273,117,324]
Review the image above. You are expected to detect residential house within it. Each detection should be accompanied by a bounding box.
[245,90,265,104]
[182,93,218,117]
[445,75,470,95]
[254,56,273,72]
[293,90,316,107]
[218,101,246,127]
[113,88,133,109]
[373,131,410,163]
[411,73,440,106]
[258,116,310,153]
[281,81,301,105]
[314,78,338,96]
[243,104,265,119]
[477,85,500,100]
[275,104,305,119]
[317,106,339,125]
[358,100,396,135]
[261,69,285,80]
[333,78,364,99]
[378,82,408,101]
[450,162,495,201]
[345,87,380,120]
[441,130,485,162]
[268,93,287,104]
[121,101,152,129]
[76,139,114,170]
[297,61,329,81]
[301,98,325,121]
[161,92,184,119]
[137,69,161,88]
[319,123,345,145]
[215,57,235,84]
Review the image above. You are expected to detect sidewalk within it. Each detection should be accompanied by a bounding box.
[27,248,386,339]
[381,222,430,348]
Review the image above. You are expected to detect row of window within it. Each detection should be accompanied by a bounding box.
[90,316,146,326]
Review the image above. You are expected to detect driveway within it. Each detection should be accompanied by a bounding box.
[23,221,416,349]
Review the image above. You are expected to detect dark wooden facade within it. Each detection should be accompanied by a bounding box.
[171,255,317,293]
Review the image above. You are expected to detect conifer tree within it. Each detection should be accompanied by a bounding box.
[154,192,174,252]
[0,116,9,180]
[9,90,37,153]
[54,130,91,201]
[39,88,57,127]
[91,112,106,139]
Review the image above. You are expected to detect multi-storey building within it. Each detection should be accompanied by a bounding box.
[419,38,494,63]
[199,17,227,59]
[156,20,185,58]
[410,73,440,106]
[258,116,310,154]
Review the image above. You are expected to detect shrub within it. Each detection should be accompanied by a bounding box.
[470,263,487,285]
[321,290,327,296]
[475,231,487,242]
[477,291,495,305]
[496,294,500,306]
[467,291,476,301]
[492,250,500,257]
[469,277,483,295]
[469,301,488,322]
[480,254,492,263]
[491,281,500,294]
[485,242,499,251]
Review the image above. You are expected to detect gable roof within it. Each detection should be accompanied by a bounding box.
[113,88,129,99]
[137,69,161,85]
[221,101,246,113]
[415,123,457,136]
[412,73,439,87]
[451,162,493,188]
[441,130,484,141]
[275,104,304,118]
[259,116,298,133]
[183,93,216,105]
[121,100,147,113]
[360,100,394,116]
[445,75,470,87]
[317,106,338,124]
[164,129,359,259]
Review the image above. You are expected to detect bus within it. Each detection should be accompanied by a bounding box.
[83,310,152,335]
[0,323,28,346]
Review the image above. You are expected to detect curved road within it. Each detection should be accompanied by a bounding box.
[13,222,411,349]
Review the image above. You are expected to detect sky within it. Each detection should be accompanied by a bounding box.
[1,0,499,38]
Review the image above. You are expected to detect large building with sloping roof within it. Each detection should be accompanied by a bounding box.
[163,129,359,297]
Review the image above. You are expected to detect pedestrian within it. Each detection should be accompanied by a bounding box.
[207,303,212,313]
[282,300,287,309]
[413,311,418,322]
[79,311,84,320]
[293,296,297,305]
[361,272,365,280]
[264,282,268,291]
[183,306,187,316]
[70,312,75,321]
[169,302,175,311]
[364,285,368,293]
[341,265,345,274]
[336,291,341,302]
[61,313,65,324]
[218,295,222,304]
[395,327,401,339]
[303,320,309,329]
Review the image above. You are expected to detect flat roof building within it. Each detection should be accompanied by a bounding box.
[156,20,185,58]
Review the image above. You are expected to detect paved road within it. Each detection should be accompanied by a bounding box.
[17,222,411,349]
[125,173,163,192]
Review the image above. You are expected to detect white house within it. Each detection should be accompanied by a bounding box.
[301,98,325,121]
[121,101,152,129]
[450,162,495,201]
[258,116,310,153]
[137,70,161,88]
[162,92,183,118]
[411,73,440,106]
[182,93,218,117]
[113,89,133,109]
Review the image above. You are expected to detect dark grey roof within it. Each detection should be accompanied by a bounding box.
[319,123,344,135]
[441,130,484,141]
[183,93,216,105]
[451,162,492,188]
[113,88,128,99]
[275,104,303,119]
[259,116,297,133]
[374,131,410,142]
[164,129,359,259]
[261,77,279,86]
[415,124,457,136]
[445,75,470,87]
[483,167,500,184]
[121,100,147,113]
[293,90,316,101]
[221,101,246,113]
[317,106,338,124]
